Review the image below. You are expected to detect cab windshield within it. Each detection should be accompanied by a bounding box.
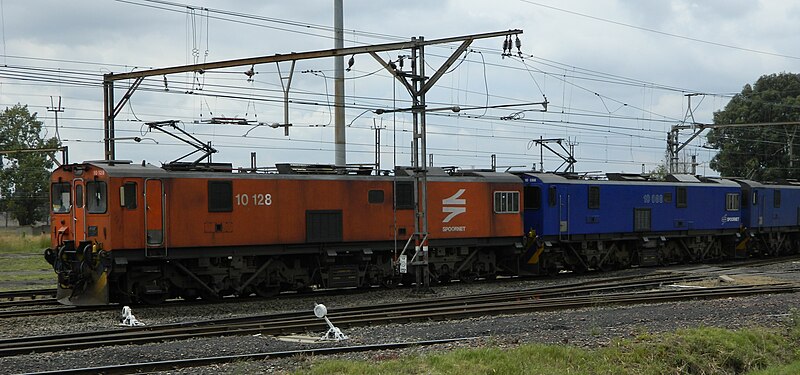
[51,182,71,213]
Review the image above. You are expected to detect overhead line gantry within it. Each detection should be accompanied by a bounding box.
[102,28,526,292]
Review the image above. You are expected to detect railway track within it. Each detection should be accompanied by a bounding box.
[1,254,794,320]
[0,270,658,319]
[720,254,800,269]
[0,288,58,310]
[668,254,800,276]
[2,254,794,318]
[31,337,479,375]
[0,288,56,300]
[1,273,793,357]
[0,288,55,301]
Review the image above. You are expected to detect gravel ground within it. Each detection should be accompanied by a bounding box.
[2,259,799,374]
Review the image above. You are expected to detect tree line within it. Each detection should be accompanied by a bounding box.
[707,72,800,180]
[0,104,58,226]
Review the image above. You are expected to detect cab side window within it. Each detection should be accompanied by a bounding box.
[676,187,687,208]
[121,182,137,209]
[86,181,108,214]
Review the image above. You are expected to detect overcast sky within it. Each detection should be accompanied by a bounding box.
[1,0,798,175]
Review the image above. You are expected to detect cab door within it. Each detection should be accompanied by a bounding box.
[756,189,765,228]
[72,178,86,241]
[558,188,570,240]
[144,178,166,256]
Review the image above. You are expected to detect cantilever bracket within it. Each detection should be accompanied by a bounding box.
[145,120,217,165]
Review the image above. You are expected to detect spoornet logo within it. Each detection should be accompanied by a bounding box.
[442,189,466,223]
[721,214,740,225]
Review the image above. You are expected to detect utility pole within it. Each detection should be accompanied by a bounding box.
[276,61,296,137]
[371,120,385,171]
[668,121,800,174]
[47,96,65,141]
[333,0,346,167]
[669,93,702,173]
[786,126,797,170]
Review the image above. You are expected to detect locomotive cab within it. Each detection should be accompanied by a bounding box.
[44,162,114,305]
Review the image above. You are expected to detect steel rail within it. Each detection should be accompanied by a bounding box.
[719,254,800,269]
[4,254,790,318]
[0,274,688,328]
[29,337,480,375]
[0,271,677,319]
[0,288,59,310]
[0,274,693,353]
[0,282,793,357]
[0,288,56,300]
[0,305,107,319]
[0,298,58,309]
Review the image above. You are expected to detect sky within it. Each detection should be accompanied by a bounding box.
[0,0,798,175]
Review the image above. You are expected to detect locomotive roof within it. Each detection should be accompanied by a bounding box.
[522,172,740,187]
[83,161,170,178]
[76,161,520,183]
[732,178,800,190]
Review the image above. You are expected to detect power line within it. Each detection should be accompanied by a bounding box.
[518,0,800,61]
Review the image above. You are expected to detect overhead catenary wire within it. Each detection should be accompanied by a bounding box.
[518,0,800,61]
[0,71,776,155]
[3,63,781,148]
[3,3,789,173]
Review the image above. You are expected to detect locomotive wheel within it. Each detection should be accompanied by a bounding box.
[134,282,168,305]
[200,289,222,302]
[138,292,167,305]
[400,273,415,286]
[381,276,400,289]
[178,289,201,301]
[459,272,477,283]
[255,283,280,298]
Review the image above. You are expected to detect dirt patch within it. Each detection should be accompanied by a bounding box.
[675,274,789,288]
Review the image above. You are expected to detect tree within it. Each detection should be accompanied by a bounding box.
[0,104,60,225]
[647,162,669,181]
[706,73,800,181]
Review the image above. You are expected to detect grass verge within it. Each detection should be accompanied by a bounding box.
[0,232,50,254]
[292,312,800,375]
[0,233,52,290]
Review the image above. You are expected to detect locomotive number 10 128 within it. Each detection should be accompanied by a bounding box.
[235,193,273,206]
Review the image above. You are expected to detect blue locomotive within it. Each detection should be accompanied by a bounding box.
[518,172,800,275]
[733,179,800,257]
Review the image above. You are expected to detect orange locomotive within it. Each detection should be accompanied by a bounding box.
[44,161,524,305]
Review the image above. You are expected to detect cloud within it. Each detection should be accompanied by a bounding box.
[1,0,797,174]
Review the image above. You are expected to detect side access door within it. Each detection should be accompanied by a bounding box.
[557,187,570,240]
[144,178,167,257]
[72,178,86,241]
